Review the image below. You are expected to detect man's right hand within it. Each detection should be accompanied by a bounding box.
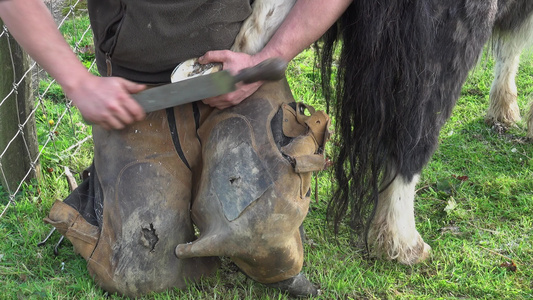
[65,75,146,130]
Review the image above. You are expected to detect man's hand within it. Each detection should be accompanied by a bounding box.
[65,75,146,130]
[0,0,147,130]
[198,50,265,109]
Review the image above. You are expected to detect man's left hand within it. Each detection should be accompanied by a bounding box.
[198,50,266,109]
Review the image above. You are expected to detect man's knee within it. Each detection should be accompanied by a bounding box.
[177,80,331,283]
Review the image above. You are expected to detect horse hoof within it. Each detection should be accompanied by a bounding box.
[418,242,432,262]
[398,242,431,265]
[264,273,318,298]
[170,58,222,83]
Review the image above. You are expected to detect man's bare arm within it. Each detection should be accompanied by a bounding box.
[0,0,145,129]
[200,0,352,109]
[257,0,352,64]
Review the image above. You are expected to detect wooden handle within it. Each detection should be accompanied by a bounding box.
[233,57,288,84]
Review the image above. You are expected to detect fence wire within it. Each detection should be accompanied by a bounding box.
[0,0,95,218]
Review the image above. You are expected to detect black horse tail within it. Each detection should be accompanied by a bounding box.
[320,1,434,239]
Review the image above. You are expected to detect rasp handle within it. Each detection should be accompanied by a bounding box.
[234,57,288,84]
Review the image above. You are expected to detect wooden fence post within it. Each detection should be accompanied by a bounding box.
[0,21,40,193]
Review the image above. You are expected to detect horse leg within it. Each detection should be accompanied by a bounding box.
[369,174,431,265]
[486,11,533,129]
[231,0,296,54]
[172,0,295,82]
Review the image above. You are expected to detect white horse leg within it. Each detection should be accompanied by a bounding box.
[487,13,533,128]
[231,0,297,54]
[172,0,295,81]
[369,174,431,265]
[486,37,522,126]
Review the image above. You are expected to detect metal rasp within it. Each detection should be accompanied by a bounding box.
[132,57,287,112]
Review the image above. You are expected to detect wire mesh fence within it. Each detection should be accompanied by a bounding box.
[0,0,94,218]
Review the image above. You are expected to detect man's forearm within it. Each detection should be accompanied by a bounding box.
[0,0,91,94]
[258,0,352,62]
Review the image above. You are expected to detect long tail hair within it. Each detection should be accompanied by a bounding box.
[320,1,434,239]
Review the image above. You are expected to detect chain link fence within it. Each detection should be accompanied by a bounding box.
[0,0,94,218]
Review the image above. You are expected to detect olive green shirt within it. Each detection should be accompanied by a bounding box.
[88,0,252,83]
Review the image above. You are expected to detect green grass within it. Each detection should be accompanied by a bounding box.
[1,17,533,300]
